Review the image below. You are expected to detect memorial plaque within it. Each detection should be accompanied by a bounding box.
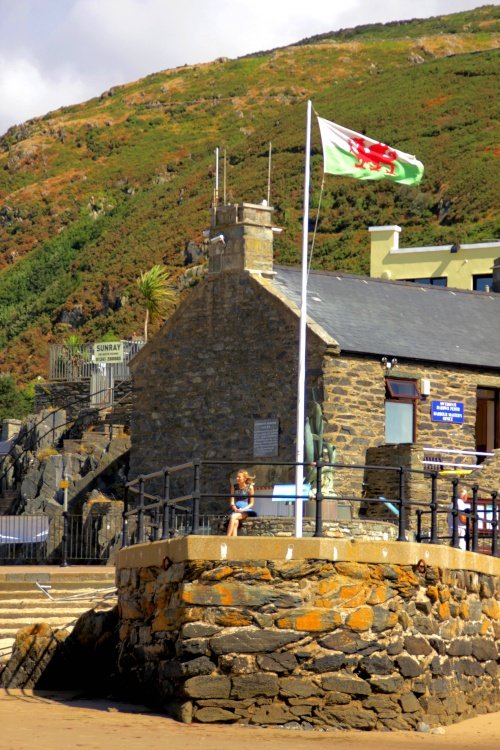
[253,418,279,457]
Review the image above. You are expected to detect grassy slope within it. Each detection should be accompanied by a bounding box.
[0,5,499,382]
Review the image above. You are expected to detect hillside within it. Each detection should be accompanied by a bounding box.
[0,5,499,384]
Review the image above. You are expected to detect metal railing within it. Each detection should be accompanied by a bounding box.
[0,383,131,507]
[124,459,499,556]
[49,340,144,381]
[0,513,122,564]
[422,447,494,471]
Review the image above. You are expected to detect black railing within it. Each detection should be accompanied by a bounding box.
[0,513,122,564]
[124,459,499,556]
[0,383,131,510]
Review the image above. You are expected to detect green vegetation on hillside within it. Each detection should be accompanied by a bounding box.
[0,375,33,422]
[0,5,498,382]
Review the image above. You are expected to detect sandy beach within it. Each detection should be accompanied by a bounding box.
[0,692,498,750]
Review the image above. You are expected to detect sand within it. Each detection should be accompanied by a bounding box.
[0,691,498,750]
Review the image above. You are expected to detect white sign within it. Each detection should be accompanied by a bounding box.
[94,341,124,364]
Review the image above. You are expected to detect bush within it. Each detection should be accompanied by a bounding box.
[0,375,33,423]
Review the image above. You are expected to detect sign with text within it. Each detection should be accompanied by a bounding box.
[253,418,279,457]
[93,341,124,364]
[272,484,311,502]
[431,400,464,424]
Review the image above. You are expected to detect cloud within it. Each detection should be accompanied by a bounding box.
[0,56,91,133]
[0,0,487,135]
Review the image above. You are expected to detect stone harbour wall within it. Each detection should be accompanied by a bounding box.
[116,539,499,730]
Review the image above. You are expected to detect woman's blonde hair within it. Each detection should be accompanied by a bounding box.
[234,468,255,486]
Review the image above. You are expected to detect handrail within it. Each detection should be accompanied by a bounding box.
[122,458,499,556]
[423,447,494,457]
[0,384,131,502]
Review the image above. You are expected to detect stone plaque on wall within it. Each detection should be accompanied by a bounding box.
[253,419,279,457]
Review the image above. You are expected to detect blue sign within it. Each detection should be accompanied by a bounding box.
[431,400,464,424]
[272,484,311,502]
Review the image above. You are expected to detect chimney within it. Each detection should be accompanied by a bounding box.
[368,225,401,279]
[208,202,275,276]
[492,257,500,293]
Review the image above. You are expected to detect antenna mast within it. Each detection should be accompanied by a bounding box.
[214,147,219,206]
[223,148,227,204]
[267,141,272,205]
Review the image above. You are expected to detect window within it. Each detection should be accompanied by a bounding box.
[473,275,493,292]
[385,377,420,444]
[405,277,447,287]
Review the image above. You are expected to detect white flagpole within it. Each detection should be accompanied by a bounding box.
[295,99,312,538]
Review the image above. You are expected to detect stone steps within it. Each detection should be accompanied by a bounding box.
[0,567,116,662]
[63,424,127,456]
[0,596,114,612]
[0,586,113,599]
[0,617,89,636]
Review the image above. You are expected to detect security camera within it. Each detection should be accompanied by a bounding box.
[210,234,225,245]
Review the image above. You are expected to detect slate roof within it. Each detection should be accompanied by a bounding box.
[271,267,500,369]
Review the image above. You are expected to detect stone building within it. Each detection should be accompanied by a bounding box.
[129,202,500,526]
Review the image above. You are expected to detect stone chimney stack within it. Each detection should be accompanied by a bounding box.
[208,202,275,276]
[492,257,500,293]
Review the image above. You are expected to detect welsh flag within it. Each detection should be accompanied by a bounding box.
[317,116,424,186]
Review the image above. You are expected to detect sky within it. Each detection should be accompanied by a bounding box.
[0,0,491,135]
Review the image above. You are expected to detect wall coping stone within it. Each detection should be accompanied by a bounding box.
[116,537,500,577]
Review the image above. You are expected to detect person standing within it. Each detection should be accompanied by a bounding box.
[448,486,469,550]
[226,469,257,537]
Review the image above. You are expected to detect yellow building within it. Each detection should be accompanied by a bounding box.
[369,225,500,291]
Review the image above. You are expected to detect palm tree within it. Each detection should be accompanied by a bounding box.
[136,265,174,342]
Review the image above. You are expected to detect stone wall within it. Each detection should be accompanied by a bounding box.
[116,538,499,730]
[129,269,500,518]
[34,381,133,425]
[129,271,326,499]
[35,382,90,421]
[322,355,500,504]
[363,444,448,535]
[242,517,399,541]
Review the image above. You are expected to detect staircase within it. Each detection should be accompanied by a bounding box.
[0,566,116,662]
[63,420,129,454]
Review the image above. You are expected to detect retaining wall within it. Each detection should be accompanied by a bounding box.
[115,538,499,730]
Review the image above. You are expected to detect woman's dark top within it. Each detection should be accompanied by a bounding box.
[233,485,257,517]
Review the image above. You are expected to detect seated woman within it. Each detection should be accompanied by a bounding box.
[226,469,257,537]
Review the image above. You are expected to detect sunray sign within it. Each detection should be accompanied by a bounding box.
[93,341,124,364]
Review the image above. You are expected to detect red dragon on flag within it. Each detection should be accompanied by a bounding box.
[348,137,398,175]
[316,114,424,185]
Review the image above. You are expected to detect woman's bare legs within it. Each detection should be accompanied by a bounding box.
[226,512,247,536]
